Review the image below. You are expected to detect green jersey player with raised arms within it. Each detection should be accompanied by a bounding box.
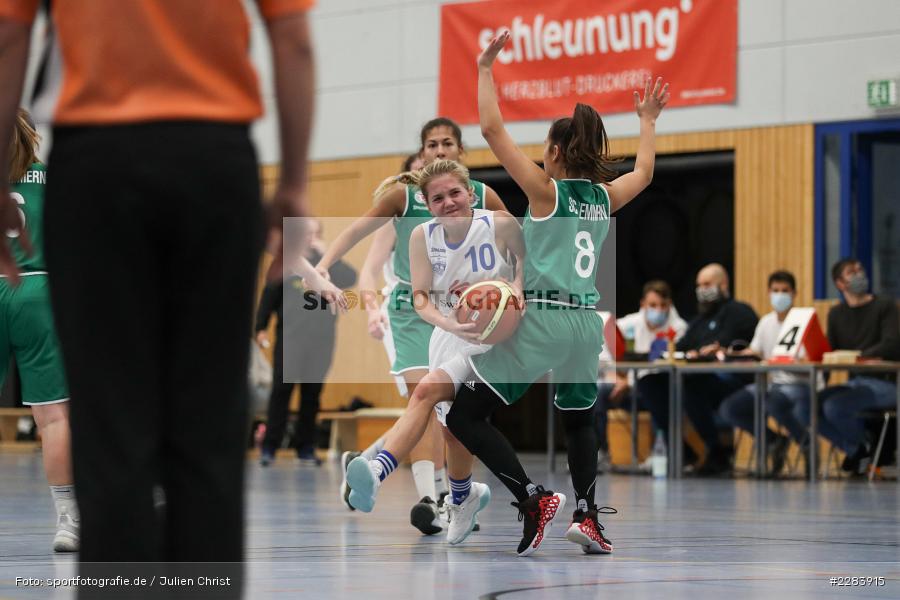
[346,32,670,556]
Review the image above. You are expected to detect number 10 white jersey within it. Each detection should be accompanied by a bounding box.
[421,209,512,317]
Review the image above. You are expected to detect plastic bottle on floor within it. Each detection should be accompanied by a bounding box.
[651,430,667,479]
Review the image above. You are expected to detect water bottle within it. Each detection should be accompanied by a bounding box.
[624,324,636,354]
[651,430,667,478]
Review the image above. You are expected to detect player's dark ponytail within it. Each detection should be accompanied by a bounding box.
[547,103,619,184]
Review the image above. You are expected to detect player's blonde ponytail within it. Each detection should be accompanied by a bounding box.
[372,171,422,203]
[8,108,41,183]
[372,159,472,203]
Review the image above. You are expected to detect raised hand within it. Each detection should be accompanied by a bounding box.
[318,281,349,315]
[477,30,510,69]
[367,309,388,340]
[634,77,670,121]
[307,276,348,315]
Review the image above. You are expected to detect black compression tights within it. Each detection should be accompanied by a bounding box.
[562,408,599,510]
[447,384,599,508]
[446,384,532,502]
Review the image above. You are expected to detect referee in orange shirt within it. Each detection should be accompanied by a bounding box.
[0,0,315,593]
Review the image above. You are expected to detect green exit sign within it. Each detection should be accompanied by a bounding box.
[868,79,898,108]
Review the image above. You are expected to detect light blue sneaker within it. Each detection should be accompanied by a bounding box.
[346,456,378,512]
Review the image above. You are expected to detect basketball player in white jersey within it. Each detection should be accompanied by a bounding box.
[323,121,507,534]
[346,159,526,545]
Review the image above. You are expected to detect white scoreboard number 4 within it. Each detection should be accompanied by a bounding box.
[771,307,831,362]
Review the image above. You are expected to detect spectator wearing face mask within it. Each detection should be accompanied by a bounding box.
[637,263,758,475]
[595,281,686,468]
[718,270,821,477]
[818,259,900,475]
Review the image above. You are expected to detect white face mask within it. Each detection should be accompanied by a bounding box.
[769,291,792,313]
[696,285,720,304]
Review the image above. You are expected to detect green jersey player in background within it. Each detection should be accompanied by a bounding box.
[3,109,78,552]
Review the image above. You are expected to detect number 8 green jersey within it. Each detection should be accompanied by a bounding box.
[9,163,46,272]
[523,179,610,307]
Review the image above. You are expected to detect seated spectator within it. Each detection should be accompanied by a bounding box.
[718,270,815,476]
[818,259,900,475]
[596,280,686,469]
[637,263,758,475]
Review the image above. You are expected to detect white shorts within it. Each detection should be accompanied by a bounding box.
[428,327,491,426]
[380,299,408,397]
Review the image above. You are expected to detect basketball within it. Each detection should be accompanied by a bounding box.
[456,280,523,344]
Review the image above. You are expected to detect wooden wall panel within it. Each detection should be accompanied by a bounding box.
[259,123,815,409]
[469,125,814,315]
[731,125,815,313]
[257,159,410,411]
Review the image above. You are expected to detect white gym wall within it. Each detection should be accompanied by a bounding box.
[22,0,900,164]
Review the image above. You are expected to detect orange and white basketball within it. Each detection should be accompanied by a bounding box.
[456,280,523,344]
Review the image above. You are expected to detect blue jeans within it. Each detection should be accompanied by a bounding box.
[718,382,810,443]
[819,377,897,453]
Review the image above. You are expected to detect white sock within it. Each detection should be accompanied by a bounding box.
[50,485,79,521]
[362,435,387,460]
[434,468,449,496]
[411,460,437,501]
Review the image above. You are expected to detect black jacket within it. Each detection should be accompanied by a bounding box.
[677,298,758,352]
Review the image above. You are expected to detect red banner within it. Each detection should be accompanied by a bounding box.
[439,0,737,124]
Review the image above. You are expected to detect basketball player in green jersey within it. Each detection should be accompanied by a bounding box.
[316,118,507,534]
[3,109,78,552]
[373,32,669,556]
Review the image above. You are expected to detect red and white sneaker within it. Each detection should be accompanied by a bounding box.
[565,506,617,554]
[511,487,566,557]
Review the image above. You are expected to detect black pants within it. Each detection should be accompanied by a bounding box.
[262,332,326,453]
[638,372,744,450]
[45,123,262,577]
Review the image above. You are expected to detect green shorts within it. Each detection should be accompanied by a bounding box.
[387,285,433,376]
[0,274,68,405]
[469,304,603,410]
